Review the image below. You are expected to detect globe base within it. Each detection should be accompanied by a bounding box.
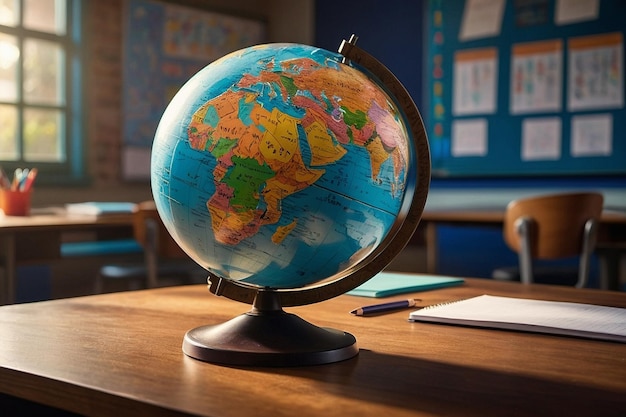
[183,311,359,366]
[183,303,358,366]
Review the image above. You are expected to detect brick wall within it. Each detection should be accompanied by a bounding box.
[86,0,124,186]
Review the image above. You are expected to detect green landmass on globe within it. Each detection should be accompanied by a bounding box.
[152,43,415,288]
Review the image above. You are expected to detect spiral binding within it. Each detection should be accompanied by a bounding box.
[420,298,467,310]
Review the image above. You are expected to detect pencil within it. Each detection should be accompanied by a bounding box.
[20,168,38,191]
[350,298,421,316]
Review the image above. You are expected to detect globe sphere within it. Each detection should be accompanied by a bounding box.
[151,43,417,290]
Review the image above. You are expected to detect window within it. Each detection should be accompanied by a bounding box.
[0,0,84,184]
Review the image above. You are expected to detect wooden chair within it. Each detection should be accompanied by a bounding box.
[491,192,603,288]
[94,201,206,293]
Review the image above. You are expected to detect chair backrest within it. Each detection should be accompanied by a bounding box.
[132,200,194,288]
[502,192,604,287]
[132,200,188,259]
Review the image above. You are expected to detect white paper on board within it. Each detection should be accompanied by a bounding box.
[521,117,562,161]
[571,114,613,157]
[555,0,599,25]
[452,119,488,157]
[459,0,505,41]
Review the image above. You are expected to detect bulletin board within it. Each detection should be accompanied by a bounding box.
[121,0,266,180]
[425,0,626,177]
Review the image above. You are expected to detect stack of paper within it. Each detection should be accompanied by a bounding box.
[409,294,626,343]
[65,202,136,216]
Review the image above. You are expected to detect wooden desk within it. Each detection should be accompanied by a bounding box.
[419,208,626,289]
[0,209,134,305]
[0,279,625,416]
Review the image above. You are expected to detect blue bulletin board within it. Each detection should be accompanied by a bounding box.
[425,0,626,177]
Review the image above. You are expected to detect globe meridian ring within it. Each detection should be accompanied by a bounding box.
[151,40,430,307]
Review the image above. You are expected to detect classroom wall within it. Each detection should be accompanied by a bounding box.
[32,0,315,207]
[30,0,623,283]
[314,0,624,282]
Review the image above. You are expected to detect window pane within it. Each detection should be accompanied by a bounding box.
[23,107,64,162]
[0,104,18,160]
[0,33,19,101]
[23,0,66,35]
[23,38,64,105]
[0,0,19,26]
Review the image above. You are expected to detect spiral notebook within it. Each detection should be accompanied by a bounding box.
[409,294,626,343]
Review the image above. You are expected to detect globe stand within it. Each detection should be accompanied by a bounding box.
[182,290,358,366]
[176,35,431,367]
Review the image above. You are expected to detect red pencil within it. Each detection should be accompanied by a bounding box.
[20,168,38,191]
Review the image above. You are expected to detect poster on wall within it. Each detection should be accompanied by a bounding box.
[567,32,623,111]
[122,0,266,180]
[453,48,498,116]
[510,39,563,114]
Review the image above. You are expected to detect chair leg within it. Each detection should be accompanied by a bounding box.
[576,219,598,289]
[94,273,104,294]
[144,218,159,288]
[597,246,624,291]
[516,217,534,285]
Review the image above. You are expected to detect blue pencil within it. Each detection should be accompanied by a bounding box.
[350,298,421,316]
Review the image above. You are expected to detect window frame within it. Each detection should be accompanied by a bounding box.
[0,0,86,185]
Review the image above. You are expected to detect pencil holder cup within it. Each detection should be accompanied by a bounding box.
[0,188,33,216]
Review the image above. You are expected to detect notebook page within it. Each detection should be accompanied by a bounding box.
[409,294,626,343]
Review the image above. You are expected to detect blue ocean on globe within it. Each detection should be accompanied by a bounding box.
[151,43,414,288]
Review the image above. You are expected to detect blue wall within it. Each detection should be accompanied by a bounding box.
[315,0,624,284]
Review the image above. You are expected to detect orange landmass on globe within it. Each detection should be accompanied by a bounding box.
[187,56,408,245]
[272,219,298,244]
[305,121,347,166]
[188,90,326,245]
[239,57,408,184]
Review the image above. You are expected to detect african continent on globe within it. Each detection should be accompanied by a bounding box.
[151,43,413,289]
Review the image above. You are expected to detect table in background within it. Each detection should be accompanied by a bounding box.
[419,188,626,290]
[0,208,134,305]
[0,278,624,417]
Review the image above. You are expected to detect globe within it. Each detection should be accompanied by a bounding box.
[151,37,430,366]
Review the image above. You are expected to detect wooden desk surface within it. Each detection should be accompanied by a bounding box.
[1,279,625,417]
[0,209,133,232]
